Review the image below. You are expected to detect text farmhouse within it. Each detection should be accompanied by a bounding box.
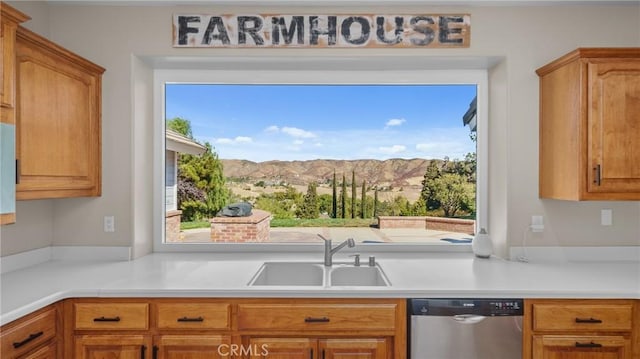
[173,14,470,48]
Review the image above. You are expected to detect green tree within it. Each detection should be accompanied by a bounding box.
[351,171,356,219]
[298,182,319,219]
[340,174,347,219]
[332,171,337,218]
[431,173,474,217]
[360,180,366,219]
[167,117,230,220]
[420,160,442,211]
[167,117,193,139]
[373,188,379,218]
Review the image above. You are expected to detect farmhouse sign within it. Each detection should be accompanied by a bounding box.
[173,14,470,48]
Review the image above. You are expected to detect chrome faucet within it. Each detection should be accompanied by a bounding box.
[318,234,355,266]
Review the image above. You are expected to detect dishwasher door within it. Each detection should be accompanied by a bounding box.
[409,299,523,359]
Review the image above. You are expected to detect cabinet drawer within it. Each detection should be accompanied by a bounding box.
[533,304,632,331]
[1,307,56,359]
[238,304,397,331]
[75,303,149,330]
[156,303,231,330]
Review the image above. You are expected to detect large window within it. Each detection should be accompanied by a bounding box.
[154,68,487,252]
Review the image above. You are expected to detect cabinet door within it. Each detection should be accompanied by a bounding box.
[588,61,640,194]
[154,335,231,359]
[247,338,316,359]
[319,338,388,359]
[74,335,151,359]
[20,341,56,359]
[533,335,631,359]
[15,27,103,199]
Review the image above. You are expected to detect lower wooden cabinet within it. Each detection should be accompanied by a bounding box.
[524,299,636,359]
[0,304,60,359]
[245,337,388,359]
[533,335,632,359]
[74,334,151,359]
[154,335,231,359]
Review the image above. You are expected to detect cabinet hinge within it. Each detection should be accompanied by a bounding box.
[593,164,601,186]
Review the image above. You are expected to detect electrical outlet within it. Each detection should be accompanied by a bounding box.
[531,215,544,232]
[601,209,613,226]
[104,216,115,233]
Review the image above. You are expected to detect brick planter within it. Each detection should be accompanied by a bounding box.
[165,210,183,243]
[210,209,272,243]
[377,215,475,235]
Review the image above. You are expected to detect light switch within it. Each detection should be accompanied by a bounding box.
[601,209,612,226]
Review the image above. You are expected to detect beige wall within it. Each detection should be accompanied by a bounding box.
[2,2,639,257]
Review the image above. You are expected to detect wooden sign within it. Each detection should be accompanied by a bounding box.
[173,14,470,48]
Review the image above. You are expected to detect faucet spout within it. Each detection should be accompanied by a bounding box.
[318,235,355,266]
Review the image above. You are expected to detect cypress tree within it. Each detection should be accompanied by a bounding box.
[332,170,337,218]
[351,171,356,219]
[361,180,366,219]
[341,174,347,219]
[373,187,379,218]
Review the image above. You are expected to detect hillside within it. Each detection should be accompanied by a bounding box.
[221,158,435,188]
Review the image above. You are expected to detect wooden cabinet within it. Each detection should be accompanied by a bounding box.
[523,299,636,359]
[245,337,388,359]
[154,335,231,359]
[238,299,403,359]
[67,298,405,359]
[0,304,61,359]
[14,26,104,199]
[537,48,640,200]
[0,2,28,225]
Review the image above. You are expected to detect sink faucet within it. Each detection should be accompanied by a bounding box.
[318,234,355,266]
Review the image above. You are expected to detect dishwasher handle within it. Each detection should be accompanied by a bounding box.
[452,314,486,324]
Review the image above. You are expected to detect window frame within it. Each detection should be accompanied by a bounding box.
[153,66,488,253]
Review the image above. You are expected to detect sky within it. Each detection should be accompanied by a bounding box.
[165,84,477,162]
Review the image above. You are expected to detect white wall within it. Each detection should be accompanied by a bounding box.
[2,2,639,258]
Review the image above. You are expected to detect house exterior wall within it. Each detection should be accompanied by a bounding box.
[2,1,639,257]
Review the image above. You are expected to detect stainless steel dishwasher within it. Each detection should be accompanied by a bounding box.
[408,298,523,359]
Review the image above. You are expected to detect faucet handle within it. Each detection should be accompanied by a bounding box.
[349,253,361,266]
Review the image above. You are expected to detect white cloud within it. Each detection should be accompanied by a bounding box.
[378,145,406,154]
[385,118,406,128]
[216,136,253,145]
[282,126,316,138]
[265,125,279,133]
[235,136,253,143]
[293,139,304,145]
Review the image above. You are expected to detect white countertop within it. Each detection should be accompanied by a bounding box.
[1,251,639,325]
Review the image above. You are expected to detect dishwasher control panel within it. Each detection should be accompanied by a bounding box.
[409,298,523,316]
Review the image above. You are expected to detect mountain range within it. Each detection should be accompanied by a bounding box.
[221,158,435,187]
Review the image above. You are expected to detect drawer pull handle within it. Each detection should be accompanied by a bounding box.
[305,316,330,323]
[153,345,159,359]
[177,316,204,322]
[575,341,603,348]
[93,316,121,322]
[140,345,146,359]
[575,317,602,324]
[13,331,43,348]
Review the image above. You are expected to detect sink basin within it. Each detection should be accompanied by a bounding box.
[248,262,390,287]
[330,265,390,286]
[248,262,324,286]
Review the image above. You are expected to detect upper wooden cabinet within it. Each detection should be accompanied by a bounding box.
[0,3,29,225]
[15,26,105,200]
[537,48,640,200]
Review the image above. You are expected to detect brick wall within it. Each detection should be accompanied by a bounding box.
[377,216,475,234]
[210,209,272,243]
[165,210,183,243]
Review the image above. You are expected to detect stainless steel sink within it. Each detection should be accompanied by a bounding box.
[248,261,390,287]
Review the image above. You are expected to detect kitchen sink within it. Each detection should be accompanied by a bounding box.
[330,265,390,286]
[248,262,325,286]
[248,262,390,287]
